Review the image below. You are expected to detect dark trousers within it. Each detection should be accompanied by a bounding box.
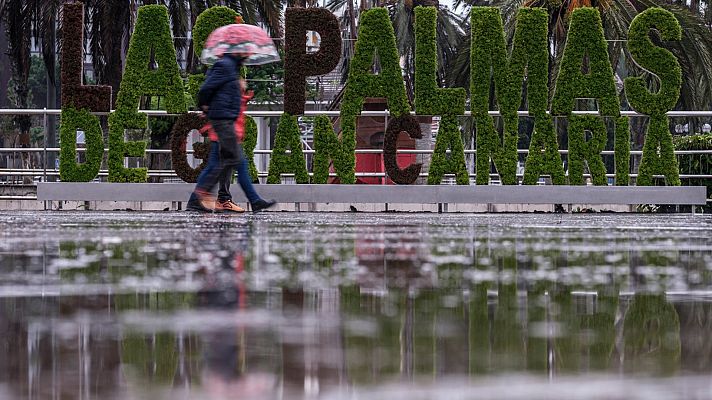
[191,119,260,204]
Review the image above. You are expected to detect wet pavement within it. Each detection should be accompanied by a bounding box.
[1,211,712,399]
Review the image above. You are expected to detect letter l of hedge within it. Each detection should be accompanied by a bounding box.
[414,7,468,185]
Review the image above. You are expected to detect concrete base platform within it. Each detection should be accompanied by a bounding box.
[37,183,707,206]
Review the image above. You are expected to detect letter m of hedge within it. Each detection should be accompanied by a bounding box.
[471,8,549,185]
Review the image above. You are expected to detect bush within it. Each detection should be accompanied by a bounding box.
[522,115,567,185]
[193,6,239,59]
[673,133,712,199]
[637,114,680,186]
[243,116,260,182]
[625,8,682,187]
[414,7,466,116]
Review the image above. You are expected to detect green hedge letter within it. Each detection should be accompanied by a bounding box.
[59,108,104,182]
[414,7,468,185]
[551,8,620,117]
[567,115,608,185]
[471,8,549,185]
[267,113,310,184]
[625,8,682,186]
[339,7,412,184]
[109,5,187,182]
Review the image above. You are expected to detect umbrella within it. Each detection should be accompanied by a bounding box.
[200,23,280,66]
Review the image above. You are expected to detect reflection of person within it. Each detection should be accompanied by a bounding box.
[189,53,275,213]
[196,239,276,398]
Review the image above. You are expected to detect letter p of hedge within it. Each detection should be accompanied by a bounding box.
[284,8,342,115]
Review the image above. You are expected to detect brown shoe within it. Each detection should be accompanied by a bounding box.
[194,189,216,212]
[216,200,246,213]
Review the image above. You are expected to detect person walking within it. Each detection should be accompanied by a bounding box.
[188,54,275,213]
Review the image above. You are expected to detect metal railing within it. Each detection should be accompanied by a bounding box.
[1,108,711,201]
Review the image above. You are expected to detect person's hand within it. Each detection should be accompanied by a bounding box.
[239,78,247,92]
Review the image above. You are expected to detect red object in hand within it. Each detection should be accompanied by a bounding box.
[234,90,254,142]
[199,91,254,143]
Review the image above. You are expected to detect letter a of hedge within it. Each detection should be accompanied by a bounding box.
[108,5,186,182]
[551,8,620,117]
[471,8,549,185]
[339,7,412,184]
[267,113,310,184]
[427,115,469,185]
[625,8,682,186]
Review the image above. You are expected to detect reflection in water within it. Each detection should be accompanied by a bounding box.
[0,212,711,399]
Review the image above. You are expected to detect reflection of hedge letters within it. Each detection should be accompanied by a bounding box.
[58,5,686,187]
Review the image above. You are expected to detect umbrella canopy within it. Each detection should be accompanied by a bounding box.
[200,23,280,66]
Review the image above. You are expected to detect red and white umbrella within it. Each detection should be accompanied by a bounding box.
[200,23,280,66]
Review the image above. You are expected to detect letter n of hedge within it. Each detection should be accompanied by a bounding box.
[624,8,682,186]
[340,7,411,184]
[551,8,620,117]
[471,7,549,185]
[59,108,104,182]
[567,115,608,185]
[60,3,112,112]
[284,8,342,115]
[267,113,310,184]
[313,115,354,184]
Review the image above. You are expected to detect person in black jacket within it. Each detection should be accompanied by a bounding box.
[190,54,275,213]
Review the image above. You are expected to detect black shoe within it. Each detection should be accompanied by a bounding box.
[251,199,276,213]
[186,201,213,213]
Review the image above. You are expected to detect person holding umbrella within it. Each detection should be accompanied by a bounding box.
[189,22,279,213]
